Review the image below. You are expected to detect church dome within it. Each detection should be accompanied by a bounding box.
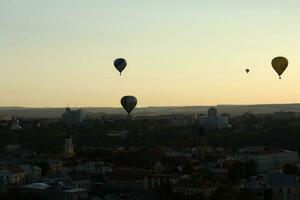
[208,107,217,117]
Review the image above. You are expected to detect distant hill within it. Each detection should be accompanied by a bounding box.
[0,104,300,118]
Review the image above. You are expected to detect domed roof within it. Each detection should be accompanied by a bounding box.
[208,107,217,117]
[208,107,217,112]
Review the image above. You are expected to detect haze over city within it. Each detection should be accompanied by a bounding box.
[1,0,300,107]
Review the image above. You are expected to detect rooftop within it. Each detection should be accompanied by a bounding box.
[64,188,87,193]
[238,146,295,155]
[23,183,51,190]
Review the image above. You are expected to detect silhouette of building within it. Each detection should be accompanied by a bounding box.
[64,134,74,159]
[62,108,82,127]
[10,118,22,130]
[235,146,298,173]
[197,107,228,130]
[267,172,300,200]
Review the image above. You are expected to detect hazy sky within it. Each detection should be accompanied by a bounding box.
[1,0,300,107]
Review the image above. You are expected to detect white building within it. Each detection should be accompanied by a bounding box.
[62,108,82,126]
[0,166,25,185]
[235,146,298,173]
[65,134,75,159]
[197,108,228,130]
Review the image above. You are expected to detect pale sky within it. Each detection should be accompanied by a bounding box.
[0,0,300,107]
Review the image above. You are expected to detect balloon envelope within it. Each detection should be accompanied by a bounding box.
[121,96,137,114]
[245,69,250,73]
[114,58,127,75]
[271,56,288,79]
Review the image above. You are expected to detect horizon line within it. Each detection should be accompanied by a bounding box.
[0,102,300,109]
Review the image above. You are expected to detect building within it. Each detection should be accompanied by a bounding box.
[234,146,298,173]
[23,182,88,200]
[67,172,91,190]
[0,166,25,185]
[197,107,228,130]
[22,183,55,199]
[65,134,75,159]
[267,172,300,200]
[106,169,178,191]
[47,159,63,171]
[10,118,22,130]
[63,188,88,200]
[62,108,82,127]
[43,170,70,185]
[5,144,21,153]
[173,179,217,198]
[19,164,42,184]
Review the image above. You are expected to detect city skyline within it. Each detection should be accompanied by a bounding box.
[1,1,300,107]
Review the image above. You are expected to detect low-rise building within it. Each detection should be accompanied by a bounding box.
[106,169,178,191]
[23,182,88,200]
[234,147,298,173]
[0,166,25,185]
[173,179,217,198]
[19,164,42,184]
[267,172,300,200]
[63,188,88,200]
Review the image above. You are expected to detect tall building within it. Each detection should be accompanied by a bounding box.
[197,107,228,130]
[62,108,82,127]
[208,107,217,117]
[64,134,74,159]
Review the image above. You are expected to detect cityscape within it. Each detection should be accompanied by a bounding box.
[0,107,299,200]
[1,1,300,200]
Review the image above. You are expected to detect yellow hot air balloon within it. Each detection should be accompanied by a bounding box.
[271,56,288,79]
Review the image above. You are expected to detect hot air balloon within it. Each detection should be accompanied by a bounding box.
[114,58,127,75]
[121,96,137,116]
[245,68,250,73]
[271,56,288,79]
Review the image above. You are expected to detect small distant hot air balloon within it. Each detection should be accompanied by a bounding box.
[114,58,127,75]
[271,56,288,79]
[245,68,250,73]
[121,96,137,116]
